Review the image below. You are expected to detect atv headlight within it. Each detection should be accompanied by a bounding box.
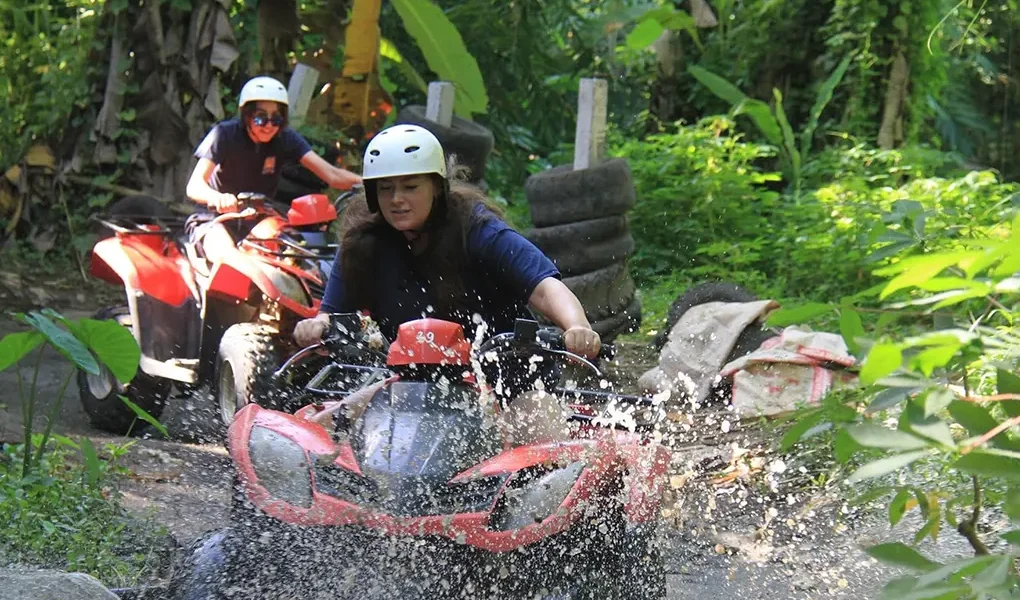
[490,461,585,531]
[249,426,313,508]
[257,264,310,306]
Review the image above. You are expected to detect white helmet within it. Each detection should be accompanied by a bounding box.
[363,125,447,181]
[238,76,289,109]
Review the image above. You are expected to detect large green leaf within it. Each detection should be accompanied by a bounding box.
[732,98,783,146]
[800,53,852,159]
[847,450,931,483]
[626,18,664,49]
[0,329,44,372]
[861,343,903,385]
[846,424,929,450]
[877,252,982,299]
[688,64,746,105]
[380,37,427,94]
[865,542,939,571]
[839,306,865,355]
[948,400,1020,452]
[995,369,1020,418]
[765,302,833,327]
[17,312,98,375]
[75,318,139,384]
[391,0,488,117]
[953,451,1020,480]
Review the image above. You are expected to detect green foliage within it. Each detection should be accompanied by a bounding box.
[0,440,168,586]
[1,309,142,477]
[390,0,488,117]
[688,55,852,192]
[0,0,99,171]
[777,208,1020,596]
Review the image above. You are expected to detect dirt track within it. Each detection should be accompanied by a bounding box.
[0,299,963,599]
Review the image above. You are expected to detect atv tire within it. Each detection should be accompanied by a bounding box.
[214,323,281,428]
[525,159,636,228]
[653,281,775,360]
[95,195,174,240]
[562,263,636,321]
[77,305,170,435]
[396,105,495,183]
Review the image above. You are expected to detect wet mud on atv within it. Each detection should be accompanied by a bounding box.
[79,193,340,439]
[168,316,669,600]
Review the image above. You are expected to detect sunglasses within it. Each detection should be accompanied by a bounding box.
[252,112,284,127]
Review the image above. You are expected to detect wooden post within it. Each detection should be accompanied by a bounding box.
[425,81,456,127]
[573,78,608,171]
[288,63,320,127]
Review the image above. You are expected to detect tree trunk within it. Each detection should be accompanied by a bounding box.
[877,51,910,149]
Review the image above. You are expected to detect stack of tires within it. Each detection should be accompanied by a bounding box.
[395,105,495,187]
[524,158,641,342]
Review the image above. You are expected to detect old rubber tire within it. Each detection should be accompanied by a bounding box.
[653,281,775,359]
[214,323,281,428]
[533,231,634,277]
[395,105,494,183]
[525,216,628,250]
[591,296,642,343]
[77,305,170,435]
[562,263,637,321]
[525,159,636,228]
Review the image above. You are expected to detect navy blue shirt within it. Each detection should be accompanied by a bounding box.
[194,118,312,199]
[321,207,560,341]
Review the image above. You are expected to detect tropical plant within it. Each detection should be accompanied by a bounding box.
[779,210,1020,597]
[688,53,853,193]
[0,309,162,478]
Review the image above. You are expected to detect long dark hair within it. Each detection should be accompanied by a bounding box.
[339,159,505,315]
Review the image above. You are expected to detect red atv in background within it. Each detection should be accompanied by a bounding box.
[78,192,340,437]
[169,316,670,600]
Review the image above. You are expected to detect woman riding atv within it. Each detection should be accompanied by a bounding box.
[185,75,362,258]
[293,124,601,442]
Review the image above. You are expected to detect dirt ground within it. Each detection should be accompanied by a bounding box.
[0,279,961,599]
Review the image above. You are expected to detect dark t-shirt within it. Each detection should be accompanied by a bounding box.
[320,206,560,341]
[194,118,312,200]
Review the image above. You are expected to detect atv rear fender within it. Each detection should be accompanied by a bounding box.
[90,235,202,380]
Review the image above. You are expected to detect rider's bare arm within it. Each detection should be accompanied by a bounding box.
[186,158,235,211]
[528,277,601,358]
[299,151,363,190]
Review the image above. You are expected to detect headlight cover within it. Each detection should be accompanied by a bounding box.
[490,460,585,531]
[249,426,313,508]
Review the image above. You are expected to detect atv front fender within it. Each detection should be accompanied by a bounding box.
[207,255,318,318]
[617,438,671,524]
[91,236,195,307]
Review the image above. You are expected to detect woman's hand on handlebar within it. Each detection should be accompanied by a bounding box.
[294,314,330,347]
[211,192,239,214]
[564,326,601,359]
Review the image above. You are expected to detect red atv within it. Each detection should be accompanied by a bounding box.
[78,192,340,436]
[169,316,670,599]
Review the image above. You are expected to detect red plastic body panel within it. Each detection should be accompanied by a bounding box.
[227,399,663,553]
[287,194,336,227]
[386,318,473,366]
[90,235,194,307]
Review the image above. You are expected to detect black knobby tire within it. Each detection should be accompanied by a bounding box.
[562,263,636,321]
[395,105,495,183]
[214,323,282,428]
[77,305,170,435]
[94,195,173,240]
[653,281,775,359]
[591,296,642,343]
[525,159,636,228]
